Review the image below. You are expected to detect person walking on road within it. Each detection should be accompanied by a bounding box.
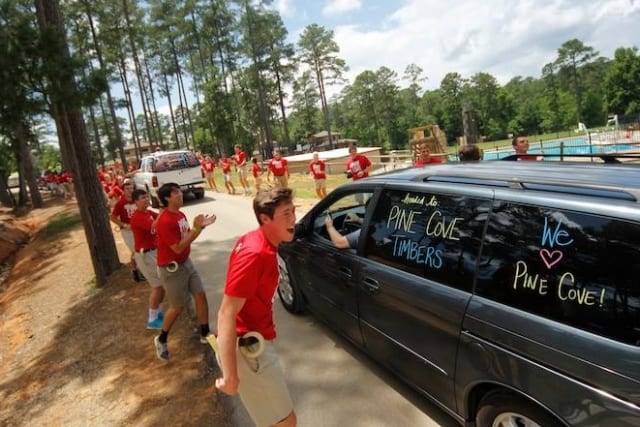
[251,157,263,193]
[110,179,143,282]
[233,144,252,196]
[215,188,298,427]
[202,155,218,192]
[219,155,236,195]
[345,144,371,181]
[153,183,216,361]
[267,149,290,188]
[130,189,165,330]
[308,151,327,199]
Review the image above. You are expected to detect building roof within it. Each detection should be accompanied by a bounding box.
[284,147,381,162]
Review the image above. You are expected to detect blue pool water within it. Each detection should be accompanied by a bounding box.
[480,138,640,161]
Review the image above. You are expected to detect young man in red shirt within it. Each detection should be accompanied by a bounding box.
[346,145,372,181]
[512,135,538,161]
[219,155,236,195]
[308,151,327,199]
[201,155,218,192]
[413,147,444,166]
[215,188,297,427]
[110,179,143,282]
[267,149,289,188]
[130,189,165,330]
[251,157,262,193]
[153,182,217,361]
[233,144,251,196]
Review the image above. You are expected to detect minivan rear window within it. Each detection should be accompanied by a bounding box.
[477,202,640,346]
[153,152,200,172]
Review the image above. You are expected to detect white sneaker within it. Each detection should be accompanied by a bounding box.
[154,336,169,361]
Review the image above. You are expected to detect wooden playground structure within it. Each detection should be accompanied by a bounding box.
[408,125,449,161]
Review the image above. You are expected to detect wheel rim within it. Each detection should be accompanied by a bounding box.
[492,412,541,427]
[277,255,294,305]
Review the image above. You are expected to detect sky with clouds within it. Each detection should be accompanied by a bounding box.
[273,0,640,93]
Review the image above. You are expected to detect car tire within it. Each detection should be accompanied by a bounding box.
[194,188,205,199]
[277,254,305,314]
[476,390,562,427]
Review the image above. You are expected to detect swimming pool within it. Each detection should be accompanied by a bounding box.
[481,138,640,161]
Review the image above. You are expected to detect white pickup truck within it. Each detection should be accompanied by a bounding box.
[133,150,205,208]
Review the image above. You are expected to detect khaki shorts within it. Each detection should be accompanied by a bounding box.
[217,341,293,427]
[223,173,232,183]
[314,178,326,190]
[120,228,135,253]
[237,167,247,178]
[274,175,288,188]
[133,250,162,288]
[157,259,204,307]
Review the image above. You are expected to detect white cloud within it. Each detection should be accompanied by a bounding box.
[275,0,296,18]
[327,0,640,94]
[322,0,362,16]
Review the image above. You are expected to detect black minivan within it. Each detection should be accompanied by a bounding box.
[277,161,640,427]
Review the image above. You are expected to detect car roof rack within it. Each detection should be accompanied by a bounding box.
[426,174,640,202]
[501,153,640,163]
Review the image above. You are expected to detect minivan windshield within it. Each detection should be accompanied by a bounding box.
[153,152,200,172]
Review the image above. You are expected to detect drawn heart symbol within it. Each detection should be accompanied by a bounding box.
[540,249,563,269]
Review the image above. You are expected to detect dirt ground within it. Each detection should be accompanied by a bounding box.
[0,197,231,427]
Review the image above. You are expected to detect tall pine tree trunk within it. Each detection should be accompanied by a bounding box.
[84,1,126,167]
[163,71,180,148]
[15,122,43,208]
[35,0,120,288]
[117,52,142,156]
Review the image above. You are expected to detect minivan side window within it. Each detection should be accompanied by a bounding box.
[477,202,640,346]
[364,190,491,292]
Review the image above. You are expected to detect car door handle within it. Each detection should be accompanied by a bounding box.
[339,266,352,278]
[362,277,380,294]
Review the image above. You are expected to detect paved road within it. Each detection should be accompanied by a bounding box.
[182,190,458,427]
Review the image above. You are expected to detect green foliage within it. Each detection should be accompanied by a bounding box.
[42,212,82,238]
[604,47,640,115]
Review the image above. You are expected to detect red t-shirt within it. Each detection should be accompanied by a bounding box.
[252,163,261,178]
[268,158,288,176]
[346,154,371,181]
[518,155,538,161]
[224,229,279,340]
[413,157,443,166]
[111,195,136,224]
[156,209,191,265]
[233,151,247,167]
[309,160,326,179]
[108,185,123,200]
[220,158,232,174]
[202,159,215,173]
[130,209,158,251]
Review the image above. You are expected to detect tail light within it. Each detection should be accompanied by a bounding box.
[152,176,158,187]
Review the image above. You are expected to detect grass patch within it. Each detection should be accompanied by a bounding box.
[42,212,82,237]
[287,173,350,199]
[86,276,99,295]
